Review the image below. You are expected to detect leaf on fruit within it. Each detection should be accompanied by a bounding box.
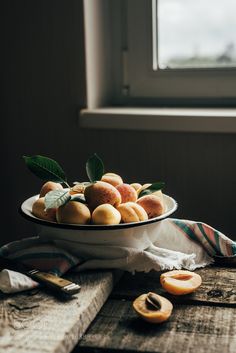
[86,153,104,183]
[23,155,67,185]
[45,190,71,210]
[138,182,165,198]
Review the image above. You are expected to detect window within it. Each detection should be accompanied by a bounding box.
[114,0,236,106]
[81,0,236,132]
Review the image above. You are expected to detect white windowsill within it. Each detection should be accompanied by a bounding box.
[79,107,236,133]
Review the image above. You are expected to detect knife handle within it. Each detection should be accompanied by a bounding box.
[28,269,81,295]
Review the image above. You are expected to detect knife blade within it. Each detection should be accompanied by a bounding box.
[0,256,81,296]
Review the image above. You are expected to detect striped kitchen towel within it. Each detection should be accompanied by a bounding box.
[0,218,235,293]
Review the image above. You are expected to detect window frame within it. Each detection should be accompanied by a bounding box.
[81,0,236,131]
[113,0,236,107]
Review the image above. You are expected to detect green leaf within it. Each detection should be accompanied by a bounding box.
[45,190,71,210]
[138,182,165,198]
[86,153,104,183]
[23,155,67,185]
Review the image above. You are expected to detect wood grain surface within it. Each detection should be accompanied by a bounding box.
[0,270,120,353]
[112,266,236,305]
[76,266,236,353]
[78,299,236,353]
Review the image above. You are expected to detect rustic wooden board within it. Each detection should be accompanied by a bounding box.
[78,299,236,353]
[0,270,121,353]
[112,266,236,305]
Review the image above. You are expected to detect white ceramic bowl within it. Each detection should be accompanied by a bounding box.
[20,194,178,250]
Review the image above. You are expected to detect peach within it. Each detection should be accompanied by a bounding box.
[116,183,138,203]
[39,181,63,197]
[160,270,202,295]
[130,183,142,194]
[137,194,164,219]
[70,184,86,195]
[32,197,57,222]
[92,204,121,225]
[117,202,148,223]
[84,181,121,210]
[56,201,91,225]
[101,173,123,187]
[133,292,173,324]
[139,184,164,202]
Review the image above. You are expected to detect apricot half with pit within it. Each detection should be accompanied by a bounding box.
[160,270,202,295]
[133,292,173,324]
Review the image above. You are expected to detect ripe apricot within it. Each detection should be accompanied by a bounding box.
[133,292,173,324]
[116,183,138,203]
[32,197,57,222]
[160,270,202,295]
[101,173,123,187]
[92,204,121,225]
[138,184,164,201]
[84,181,121,210]
[117,202,148,223]
[39,181,63,197]
[56,201,91,225]
[70,184,86,195]
[130,183,142,194]
[137,194,164,218]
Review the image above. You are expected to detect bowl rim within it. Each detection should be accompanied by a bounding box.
[19,193,178,230]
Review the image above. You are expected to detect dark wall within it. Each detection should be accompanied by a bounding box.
[1,0,87,244]
[1,1,235,245]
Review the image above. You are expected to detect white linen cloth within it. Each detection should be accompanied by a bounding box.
[0,218,235,294]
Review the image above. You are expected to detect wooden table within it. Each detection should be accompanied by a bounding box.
[0,266,235,353]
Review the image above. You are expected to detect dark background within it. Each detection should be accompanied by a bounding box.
[1,0,235,245]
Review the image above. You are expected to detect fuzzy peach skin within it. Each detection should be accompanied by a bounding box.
[92,204,121,225]
[138,183,164,202]
[133,292,173,324]
[160,270,202,295]
[137,194,164,219]
[56,201,91,225]
[117,202,148,223]
[101,173,123,187]
[116,183,138,203]
[84,181,121,210]
[70,184,86,195]
[32,197,57,222]
[39,181,63,197]
[130,183,142,194]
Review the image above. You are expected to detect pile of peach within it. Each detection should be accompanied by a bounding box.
[32,172,166,225]
[133,270,202,324]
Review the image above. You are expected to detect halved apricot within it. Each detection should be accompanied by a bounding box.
[160,270,202,295]
[133,292,173,324]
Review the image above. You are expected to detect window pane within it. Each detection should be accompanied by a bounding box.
[157,0,236,69]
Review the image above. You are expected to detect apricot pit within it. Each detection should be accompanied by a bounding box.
[133,292,173,324]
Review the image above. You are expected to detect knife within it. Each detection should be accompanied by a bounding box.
[0,256,81,296]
